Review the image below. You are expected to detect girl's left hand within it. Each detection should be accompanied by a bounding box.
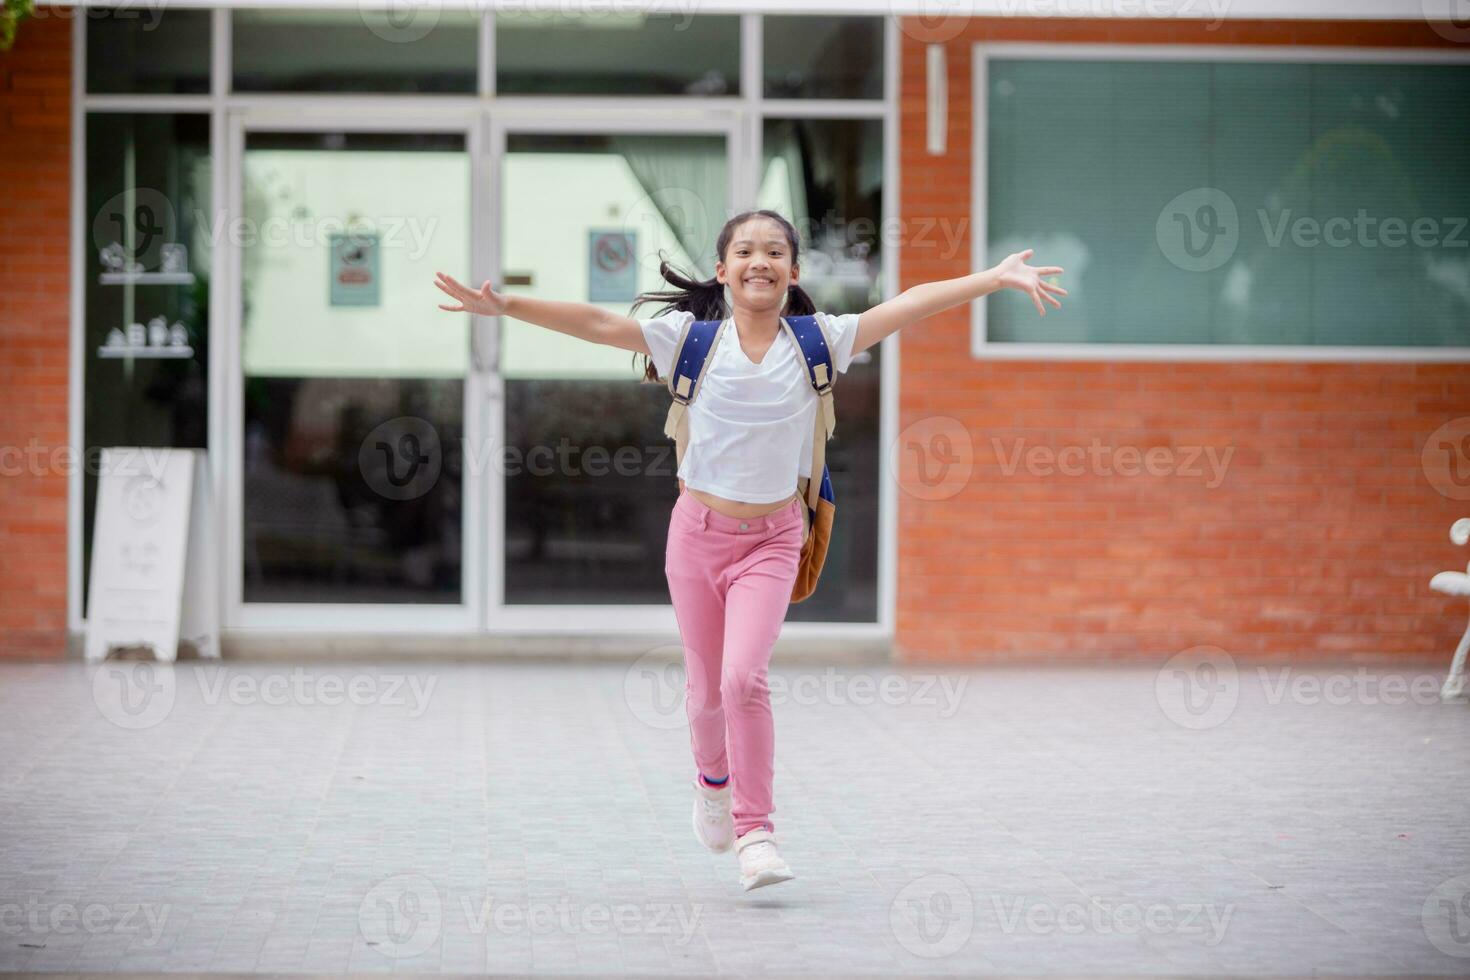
[996,249,1067,317]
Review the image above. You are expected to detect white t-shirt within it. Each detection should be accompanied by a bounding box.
[639,310,861,504]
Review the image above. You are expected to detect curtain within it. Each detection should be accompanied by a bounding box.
[611,134,728,278]
[761,119,810,241]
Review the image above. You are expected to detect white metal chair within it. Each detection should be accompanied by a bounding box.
[1430,518,1470,701]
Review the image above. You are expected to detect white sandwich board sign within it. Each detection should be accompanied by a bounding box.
[85,447,220,662]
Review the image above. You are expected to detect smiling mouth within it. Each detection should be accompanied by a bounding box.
[745,277,775,287]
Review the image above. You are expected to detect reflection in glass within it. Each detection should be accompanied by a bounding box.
[87,9,212,95]
[762,118,884,622]
[242,378,464,604]
[240,132,469,603]
[233,10,478,93]
[83,113,211,614]
[496,13,739,96]
[501,132,727,603]
[764,16,884,100]
[985,59,1470,346]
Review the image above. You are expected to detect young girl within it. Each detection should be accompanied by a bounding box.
[434,209,1064,890]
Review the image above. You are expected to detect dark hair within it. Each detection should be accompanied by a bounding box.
[628,208,817,384]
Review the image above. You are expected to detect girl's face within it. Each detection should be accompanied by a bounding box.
[716,217,799,314]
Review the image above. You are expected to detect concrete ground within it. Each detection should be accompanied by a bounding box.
[1,656,1468,977]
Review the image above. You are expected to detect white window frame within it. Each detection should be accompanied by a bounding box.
[69,8,900,644]
[971,42,1470,362]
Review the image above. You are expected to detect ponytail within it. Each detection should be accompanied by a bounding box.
[784,282,817,317]
[628,253,724,383]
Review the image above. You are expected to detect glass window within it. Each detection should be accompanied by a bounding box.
[83,113,212,613]
[763,16,884,100]
[501,131,729,604]
[496,12,739,96]
[984,58,1470,347]
[232,9,479,93]
[86,9,211,95]
[761,117,884,623]
[239,131,470,604]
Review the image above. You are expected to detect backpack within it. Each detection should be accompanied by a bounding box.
[660,314,837,603]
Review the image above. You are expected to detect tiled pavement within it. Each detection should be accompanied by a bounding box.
[1,656,1469,977]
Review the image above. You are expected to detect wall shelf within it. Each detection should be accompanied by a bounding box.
[97,346,195,359]
[98,272,196,286]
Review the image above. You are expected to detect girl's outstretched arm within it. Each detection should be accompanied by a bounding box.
[433,271,651,356]
[849,249,1066,356]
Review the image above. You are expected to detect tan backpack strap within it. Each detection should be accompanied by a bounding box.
[782,314,837,516]
[805,394,827,515]
[663,400,686,441]
[797,476,812,541]
[672,403,691,470]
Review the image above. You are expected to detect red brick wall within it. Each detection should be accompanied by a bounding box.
[895,17,1470,663]
[1,12,1466,662]
[0,12,71,658]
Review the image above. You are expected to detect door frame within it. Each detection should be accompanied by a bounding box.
[220,99,887,638]
[222,103,485,633]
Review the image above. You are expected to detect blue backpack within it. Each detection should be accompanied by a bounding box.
[661,314,837,602]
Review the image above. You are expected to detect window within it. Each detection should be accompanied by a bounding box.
[500,132,730,604]
[238,131,470,604]
[978,54,1470,352]
[86,8,211,94]
[233,9,479,93]
[764,16,884,100]
[82,113,212,612]
[496,12,739,96]
[761,118,884,623]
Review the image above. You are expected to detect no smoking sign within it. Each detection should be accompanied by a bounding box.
[588,229,637,302]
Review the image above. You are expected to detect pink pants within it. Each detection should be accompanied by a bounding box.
[664,489,804,838]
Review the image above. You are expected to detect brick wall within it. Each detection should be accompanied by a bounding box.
[894,17,1470,662]
[0,12,71,658]
[1,11,1466,663]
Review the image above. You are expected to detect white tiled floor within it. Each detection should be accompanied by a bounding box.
[1,657,1468,976]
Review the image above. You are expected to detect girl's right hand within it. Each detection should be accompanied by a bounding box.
[434,271,509,316]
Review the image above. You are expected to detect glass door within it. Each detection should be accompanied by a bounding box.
[225,110,482,631]
[484,114,741,628]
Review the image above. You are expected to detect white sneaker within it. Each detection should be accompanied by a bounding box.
[734,827,795,891]
[692,775,734,852]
